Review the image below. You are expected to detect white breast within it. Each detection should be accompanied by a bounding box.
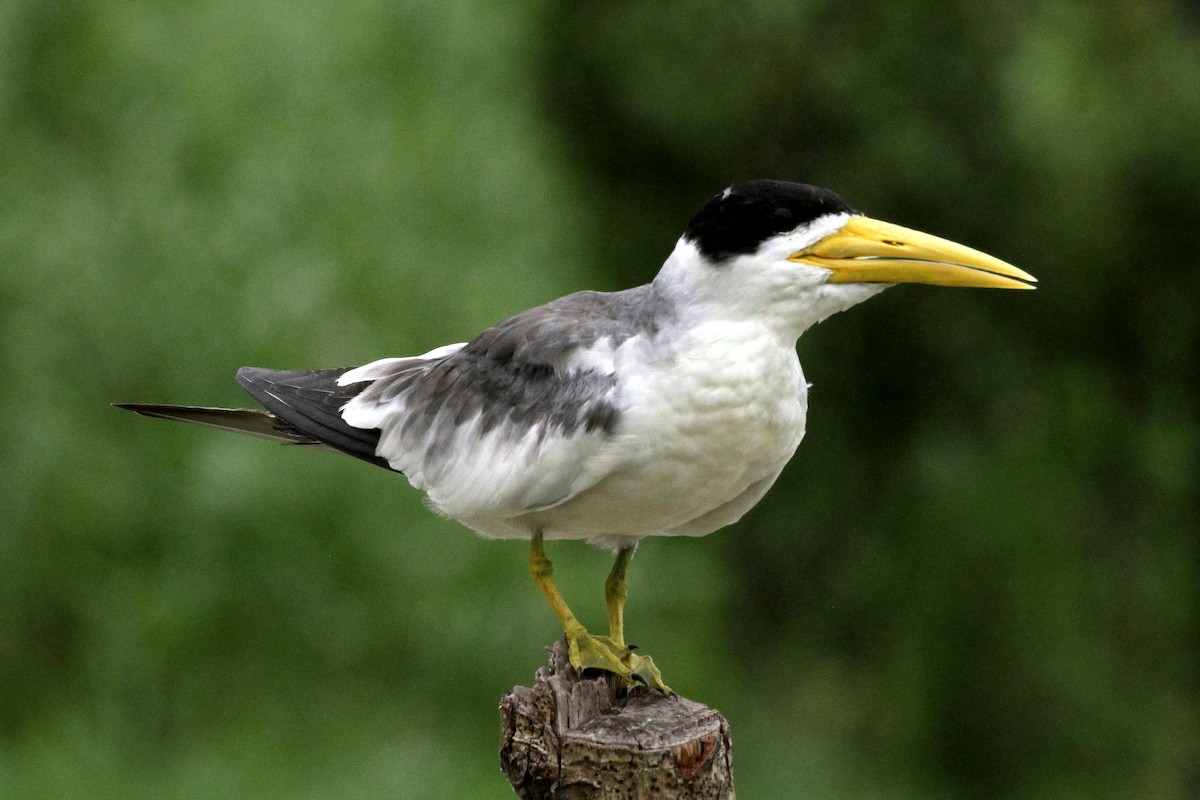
[513,319,808,547]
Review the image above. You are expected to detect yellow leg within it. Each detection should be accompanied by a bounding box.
[528,530,587,639]
[604,546,634,648]
[603,544,668,693]
[527,532,669,694]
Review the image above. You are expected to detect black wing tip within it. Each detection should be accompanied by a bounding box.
[231,365,393,471]
[113,402,185,418]
[113,402,252,413]
[112,402,272,421]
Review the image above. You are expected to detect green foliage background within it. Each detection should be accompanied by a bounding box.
[2,1,1197,797]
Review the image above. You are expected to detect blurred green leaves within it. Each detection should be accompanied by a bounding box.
[2,1,1198,798]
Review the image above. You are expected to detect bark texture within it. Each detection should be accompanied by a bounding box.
[500,640,734,799]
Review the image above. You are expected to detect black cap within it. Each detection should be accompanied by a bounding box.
[684,180,858,262]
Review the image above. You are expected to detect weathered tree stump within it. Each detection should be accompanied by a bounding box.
[500,640,734,799]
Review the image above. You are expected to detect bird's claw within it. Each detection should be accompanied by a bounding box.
[625,650,670,695]
[564,630,671,695]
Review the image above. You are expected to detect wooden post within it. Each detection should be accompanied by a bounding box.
[500,640,734,799]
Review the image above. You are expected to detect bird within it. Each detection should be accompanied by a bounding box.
[118,179,1035,693]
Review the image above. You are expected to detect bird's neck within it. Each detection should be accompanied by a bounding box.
[652,239,889,344]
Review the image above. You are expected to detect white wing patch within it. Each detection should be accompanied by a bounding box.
[337,343,467,386]
[336,338,625,531]
[558,336,617,375]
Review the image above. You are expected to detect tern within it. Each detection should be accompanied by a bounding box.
[119,180,1035,693]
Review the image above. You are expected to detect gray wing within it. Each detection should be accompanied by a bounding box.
[347,286,671,441]
[338,285,672,520]
[123,285,673,523]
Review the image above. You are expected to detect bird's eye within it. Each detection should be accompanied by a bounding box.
[772,208,793,227]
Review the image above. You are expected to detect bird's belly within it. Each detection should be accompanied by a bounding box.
[532,326,807,543]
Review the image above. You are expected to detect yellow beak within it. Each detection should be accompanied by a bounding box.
[788,216,1036,290]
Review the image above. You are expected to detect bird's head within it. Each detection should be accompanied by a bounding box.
[657,180,1035,337]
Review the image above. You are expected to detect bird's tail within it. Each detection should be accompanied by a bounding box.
[116,367,395,471]
[113,403,334,448]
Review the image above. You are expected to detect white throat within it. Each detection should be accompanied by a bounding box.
[652,231,889,343]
